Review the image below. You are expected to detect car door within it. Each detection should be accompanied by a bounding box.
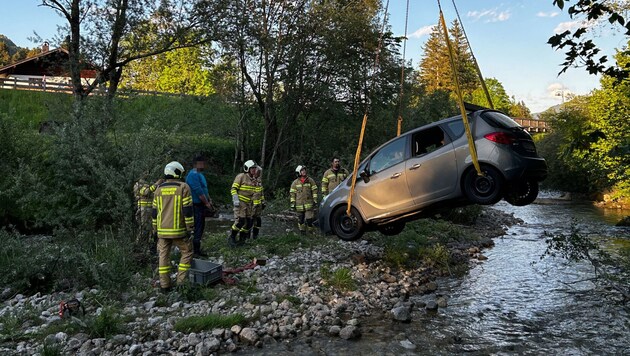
[405,125,458,206]
[354,136,414,220]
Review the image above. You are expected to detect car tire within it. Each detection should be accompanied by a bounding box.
[378,222,406,236]
[331,206,364,241]
[504,178,539,206]
[463,165,504,205]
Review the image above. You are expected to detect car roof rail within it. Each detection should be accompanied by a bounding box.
[463,102,490,112]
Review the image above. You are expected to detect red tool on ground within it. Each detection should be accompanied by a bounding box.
[221,258,266,285]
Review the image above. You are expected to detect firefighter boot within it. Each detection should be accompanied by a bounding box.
[238,231,249,245]
[298,223,306,236]
[227,230,237,248]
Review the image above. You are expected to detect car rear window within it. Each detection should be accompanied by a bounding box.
[444,119,465,139]
[481,111,521,129]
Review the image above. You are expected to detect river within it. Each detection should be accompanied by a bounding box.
[245,197,630,355]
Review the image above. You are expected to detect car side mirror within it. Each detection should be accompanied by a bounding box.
[359,169,370,183]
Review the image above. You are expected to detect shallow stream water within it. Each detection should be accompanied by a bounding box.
[238,196,629,355]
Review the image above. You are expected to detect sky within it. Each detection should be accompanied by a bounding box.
[0,0,627,113]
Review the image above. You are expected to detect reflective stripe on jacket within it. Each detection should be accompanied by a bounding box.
[290,177,318,211]
[134,180,159,208]
[252,177,265,206]
[231,173,257,204]
[321,168,348,195]
[152,180,194,238]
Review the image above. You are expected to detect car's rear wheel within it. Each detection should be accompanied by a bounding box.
[463,165,504,205]
[378,221,406,236]
[504,178,539,206]
[331,206,364,241]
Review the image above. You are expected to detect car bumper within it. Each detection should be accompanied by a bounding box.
[503,156,547,182]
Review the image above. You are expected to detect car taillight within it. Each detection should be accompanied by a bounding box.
[484,132,516,144]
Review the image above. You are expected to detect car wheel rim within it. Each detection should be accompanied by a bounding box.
[474,175,494,195]
[340,214,357,233]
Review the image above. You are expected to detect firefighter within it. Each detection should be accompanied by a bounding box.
[229,160,258,247]
[251,165,265,239]
[133,175,163,250]
[321,157,348,198]
[152,161,194,293]
[290,165,318,235]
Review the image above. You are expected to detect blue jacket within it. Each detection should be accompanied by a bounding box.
[186,169,209,204]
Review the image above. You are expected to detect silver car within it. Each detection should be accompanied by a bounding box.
[318,107,547,241]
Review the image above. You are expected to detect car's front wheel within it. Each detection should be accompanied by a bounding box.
[378,221,406,236]
[463,165,504,205]
[504,178,539,206]
[331,206,364,241]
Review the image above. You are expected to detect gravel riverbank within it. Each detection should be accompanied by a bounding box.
[0,207,521,355]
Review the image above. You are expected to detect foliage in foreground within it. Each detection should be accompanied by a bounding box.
[540,222,630,302]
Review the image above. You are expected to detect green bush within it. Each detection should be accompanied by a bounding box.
[0,229,139,297]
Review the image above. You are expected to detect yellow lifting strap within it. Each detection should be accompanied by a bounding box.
[438,8,482,175]
[450,0,493,109]
[347,0,390,216]
[396,0,410,137]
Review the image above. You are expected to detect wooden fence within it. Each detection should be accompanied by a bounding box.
[0,77,201,98]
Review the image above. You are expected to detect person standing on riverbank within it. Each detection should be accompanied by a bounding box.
[321,157,348,198]
[251,165,265,239]
[186,156,215,257]
[290,165,318,235]
[229,160,258,247]
[133,174,163,252]
[152,161,194,293]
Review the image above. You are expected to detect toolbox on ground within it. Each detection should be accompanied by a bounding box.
[188,259,223,285]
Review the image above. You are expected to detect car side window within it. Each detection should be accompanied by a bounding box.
[413,126,449,156]
[445,120,465,139]
[369,138,406,174]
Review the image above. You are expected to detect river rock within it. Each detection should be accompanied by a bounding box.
[425,300,438,310]
[391,306,411,322]
[240,327,259,344]
[400,339,416,350]
[339,325,361,340]
[129,344,143,355]
[329,325,341,336]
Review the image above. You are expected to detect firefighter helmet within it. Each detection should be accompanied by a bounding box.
[243,160,257,172]
[164,161,185,178]
[295,165,306,176]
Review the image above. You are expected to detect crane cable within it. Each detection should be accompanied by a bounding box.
[450,0,493,109]
[437,0,482,175]
[396,0,410,136]
[347,0,390,217]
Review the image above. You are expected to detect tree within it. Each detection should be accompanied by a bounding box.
[417,20,478,100]
[40,0,222,112]
[587,43,630,199]
[509,98,533,119]
[121,45,214,96]
[213,0,400,185]
[548,0,630,81]
[470,78,511,114]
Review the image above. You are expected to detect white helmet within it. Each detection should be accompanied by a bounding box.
[243,159,257,172]
[295,165,306,176]
[164,161,185,178]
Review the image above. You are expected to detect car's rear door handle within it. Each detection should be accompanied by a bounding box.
[409,164,421,170]
[391,172,402,179]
